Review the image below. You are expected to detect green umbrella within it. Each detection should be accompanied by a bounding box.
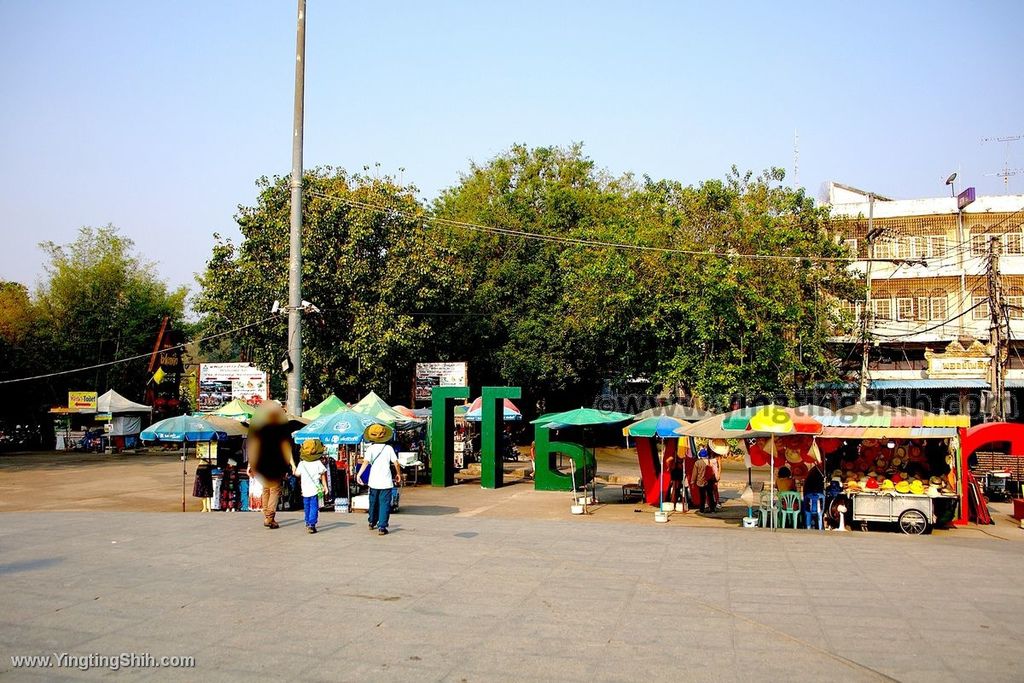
[208,399,258,421]
[531,407,634,428]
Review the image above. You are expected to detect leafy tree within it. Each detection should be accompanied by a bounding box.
[0,226,187,419]
[194,168,465,406]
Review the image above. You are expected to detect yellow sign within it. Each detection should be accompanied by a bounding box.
[68,391,97,412]
[152,367,166,384]
[925,340,992,379]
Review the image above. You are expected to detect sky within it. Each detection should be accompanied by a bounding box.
[1,1,1023,295]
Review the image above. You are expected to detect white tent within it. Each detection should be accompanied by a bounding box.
[95,390,151,436]
[96,390,151,414]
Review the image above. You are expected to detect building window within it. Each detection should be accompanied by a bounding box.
[1005,232,1023,255]
[873,241,892,259]
[896,297,915,321]
[972,296,990,320]
[1006,295,1024,320]
[844,238,858,257]
[928,236,947,259]
[873,299,892,321]
[971,234,990,256]
[930,296,948,321]
[917,296,930,320]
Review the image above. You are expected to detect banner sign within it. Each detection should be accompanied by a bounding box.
[198,363,269,411]
[415,362,468,402]
[68,391,97,412]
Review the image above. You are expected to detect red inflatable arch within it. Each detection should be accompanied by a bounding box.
[959,422,1024,525]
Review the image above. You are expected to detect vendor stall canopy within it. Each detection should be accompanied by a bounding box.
[632,404,712,422]
[817,414,969,439]
[207,399,258,421]
[350,391,424,431]
[301,394,348,420]
[464,396,522,422]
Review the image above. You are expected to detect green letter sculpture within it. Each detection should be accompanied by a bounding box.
[533,419,595,492]
[479,386,522,489]
[430,385,470,487]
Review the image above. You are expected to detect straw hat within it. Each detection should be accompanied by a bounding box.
[910,480,925,496]
[927,484,941,497]
[708,438,730,456]
[300,439,325,461]
[363,423,394,444]
[895,481,911,494]
[880,479,895,491]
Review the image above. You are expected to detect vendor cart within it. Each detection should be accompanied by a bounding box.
[849,492,958,535]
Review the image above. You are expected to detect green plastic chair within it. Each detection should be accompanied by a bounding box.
[757,491,774,527]
[776,491,802,528]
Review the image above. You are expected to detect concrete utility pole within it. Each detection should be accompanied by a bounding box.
[286,0,306,416]
[987,236,1007,421]
[859,194,876,403]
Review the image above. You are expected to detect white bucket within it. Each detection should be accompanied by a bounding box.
[654,510,669,523]
[570,504,586,515]
[660,502,674,512]
[742,516,758,528]
[334,498,349,513]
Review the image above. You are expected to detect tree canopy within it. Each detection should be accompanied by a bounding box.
[197,145,858,412]
[0,225,187,417]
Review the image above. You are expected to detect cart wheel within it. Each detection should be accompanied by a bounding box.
[898,509,928,535]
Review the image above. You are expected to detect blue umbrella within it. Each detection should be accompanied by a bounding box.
[141,415,227,442]
[140,415,229,514]
[292,410,382,445]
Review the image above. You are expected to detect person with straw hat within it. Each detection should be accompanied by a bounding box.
[296,439,328,534]
[361,423,402,536]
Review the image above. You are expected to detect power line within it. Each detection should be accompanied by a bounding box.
[308,190,908,265]
[0,315,279,385]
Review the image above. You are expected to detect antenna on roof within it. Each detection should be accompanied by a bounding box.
[982,134,1022,191]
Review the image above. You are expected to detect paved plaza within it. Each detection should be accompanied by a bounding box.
[1,508,1022,682]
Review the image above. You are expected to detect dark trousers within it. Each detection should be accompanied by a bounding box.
[368,487,393,530]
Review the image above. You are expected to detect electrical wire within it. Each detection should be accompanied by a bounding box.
[307,190,904,265]
[0,315,280,385]
[871,300,985,338]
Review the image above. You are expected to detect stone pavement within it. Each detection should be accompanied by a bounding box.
[1,511,1022,682]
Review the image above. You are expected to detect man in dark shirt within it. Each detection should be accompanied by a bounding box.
[248,403,294,529]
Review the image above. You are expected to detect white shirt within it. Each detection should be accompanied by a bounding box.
[295,459,327,497]
[364,444,398,490]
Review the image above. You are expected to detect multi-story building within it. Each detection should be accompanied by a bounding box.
[827,181,1024,420]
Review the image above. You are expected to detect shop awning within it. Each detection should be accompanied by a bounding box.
[1005,379,1024,388]
[869,379,989,390]
[816,414,968,439]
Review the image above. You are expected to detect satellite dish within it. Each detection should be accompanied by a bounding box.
[945,172,958,186]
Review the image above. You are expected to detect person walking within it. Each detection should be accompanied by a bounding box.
[248,403,295,530]
[361,423,401,536]
[295,439,328,534]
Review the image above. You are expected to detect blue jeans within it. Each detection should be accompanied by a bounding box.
[368,487,393,530]
[303,495,319,527]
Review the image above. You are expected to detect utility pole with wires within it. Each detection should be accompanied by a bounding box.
[987,236,1008,421]
[286,0,306,416]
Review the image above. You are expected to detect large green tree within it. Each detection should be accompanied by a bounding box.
[194,168,465,405]
[0,225,187,417]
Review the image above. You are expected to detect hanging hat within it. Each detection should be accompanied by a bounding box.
[708,439,730,456]
[910,480,925,496]
[881,479,895,491]
[300,439,325,461]
[363,423,394,444]
[895,481,911,494]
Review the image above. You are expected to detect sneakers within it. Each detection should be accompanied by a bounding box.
[307,526,317,534]
[378,528,388,536]
[368,523,377,532]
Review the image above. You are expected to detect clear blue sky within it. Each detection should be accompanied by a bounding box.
[1,1,1022,293]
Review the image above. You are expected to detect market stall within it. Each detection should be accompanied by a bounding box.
[94,389,152,451]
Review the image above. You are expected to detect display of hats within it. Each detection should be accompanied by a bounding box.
[708,439,730,456]
[927,484,941,497]
[895,446,907,459]
[910,480,925,495]
[929,476,944,486]
[881,479,895,491]
[865,478,879,490]
[785,448,803,464]
[832,469,843,479]
[892,456,903,467]
[895,481,912,494]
